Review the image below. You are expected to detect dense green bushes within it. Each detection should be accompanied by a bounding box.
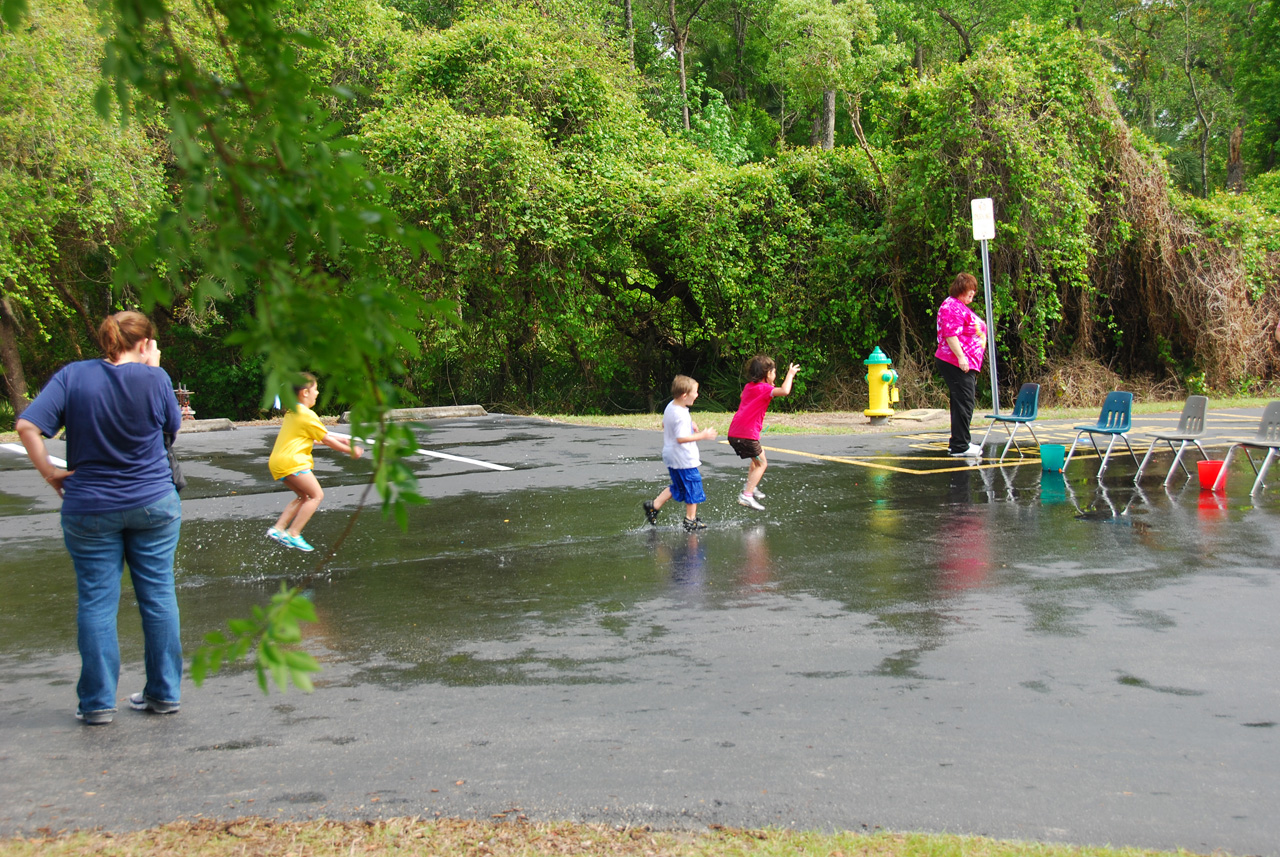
[3,0,1276,421]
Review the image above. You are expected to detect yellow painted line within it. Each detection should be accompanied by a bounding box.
[724,423,1264,477]
[742,442,1061,475]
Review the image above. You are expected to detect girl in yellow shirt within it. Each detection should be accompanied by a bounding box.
[267,374,363,552]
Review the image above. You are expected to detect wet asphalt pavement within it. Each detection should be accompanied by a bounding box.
[0,410,1277,855]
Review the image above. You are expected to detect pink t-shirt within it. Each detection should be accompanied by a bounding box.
[727,381,777,440]
[935,296,987,372]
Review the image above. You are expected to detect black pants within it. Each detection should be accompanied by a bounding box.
[936,357,977,453]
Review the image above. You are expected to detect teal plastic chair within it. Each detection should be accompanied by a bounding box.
[1211,401,1280,494]
[1064,391,1139,477]
[978,383,1041,462]
[1133,395,1209,485]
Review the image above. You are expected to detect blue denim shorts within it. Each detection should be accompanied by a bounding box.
[667,467,707,504]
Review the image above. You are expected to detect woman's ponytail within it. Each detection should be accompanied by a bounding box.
[98,311,155,361]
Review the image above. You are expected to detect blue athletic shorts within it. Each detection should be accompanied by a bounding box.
[667,467,707,504]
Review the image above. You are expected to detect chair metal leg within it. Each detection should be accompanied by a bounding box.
[979,422,997,449]
[1169,441,1189,478]
[1213,445,1236,491]
[1135,441,1158,483]
[1024,424,1041,446]
[1192,441,1208,462]
[1064,433,1084,471]
[1097,434,1119,477]
[1121,435,1140,468]
[1251,449,1276,495]
[1163,441,1192,487]
[998,424,1020,463]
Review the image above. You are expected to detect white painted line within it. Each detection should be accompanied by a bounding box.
[0,443,67,468]
[327,432,513,472]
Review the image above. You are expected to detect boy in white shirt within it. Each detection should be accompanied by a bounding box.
[643,375,718,531]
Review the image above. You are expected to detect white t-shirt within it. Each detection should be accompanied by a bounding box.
[661,399,700,469]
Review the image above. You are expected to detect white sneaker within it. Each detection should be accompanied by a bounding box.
[752,489,766,499]
[738,493,766,511]
[949,444,983,457]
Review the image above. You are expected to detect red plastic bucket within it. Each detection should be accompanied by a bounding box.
[1197,459,1225,491]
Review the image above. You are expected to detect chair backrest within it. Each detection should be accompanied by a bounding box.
[1254,400,1280,443]
[1011,383,1040,419]
[1097,391,1133,431]
[1175,395,1208,436]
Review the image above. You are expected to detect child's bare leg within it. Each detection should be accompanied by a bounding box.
[273,494,305,532]
[652,487,673,510]
[743,453,768,494]
[684,502,698,520]
[280,472,325,535]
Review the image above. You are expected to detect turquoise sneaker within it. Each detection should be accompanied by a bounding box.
[286,533,315,552]
[266,527,288,545]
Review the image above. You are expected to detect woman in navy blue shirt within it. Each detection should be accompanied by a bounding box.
[16,311,184,725]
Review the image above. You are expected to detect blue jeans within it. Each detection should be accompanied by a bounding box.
[61,490,183,714]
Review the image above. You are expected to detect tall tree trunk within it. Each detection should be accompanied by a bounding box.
[821,90,836,150]
[733,8,747,100]
[914,43,925,79]
[669,0,691,131]
[1227,123,1245,192]
[818,0,836,150]
[1181,0,1214,198]
[0,293,30,417]
[666,0,709,132]
[624,0,635,69]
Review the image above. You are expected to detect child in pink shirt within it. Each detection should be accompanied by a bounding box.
[726,355,800,510]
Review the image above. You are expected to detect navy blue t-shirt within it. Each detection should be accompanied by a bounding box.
[21,359,182,515]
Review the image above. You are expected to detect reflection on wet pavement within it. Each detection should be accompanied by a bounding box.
[4,456,1275,694]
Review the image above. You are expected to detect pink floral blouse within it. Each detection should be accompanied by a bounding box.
[935,296,987,372]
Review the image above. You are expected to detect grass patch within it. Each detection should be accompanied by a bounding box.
[0,817,1208,857]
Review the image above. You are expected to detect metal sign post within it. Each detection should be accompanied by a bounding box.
[970,198,999,415]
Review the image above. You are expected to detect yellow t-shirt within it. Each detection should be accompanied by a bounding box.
[268,404,328,480]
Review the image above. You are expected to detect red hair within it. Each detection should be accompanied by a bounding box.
[97,311,155,361]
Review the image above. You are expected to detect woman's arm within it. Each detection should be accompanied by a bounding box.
[944,335,970,372]
[15,419,73,497]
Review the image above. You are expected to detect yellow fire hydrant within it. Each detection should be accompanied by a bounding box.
[863,346,900,425]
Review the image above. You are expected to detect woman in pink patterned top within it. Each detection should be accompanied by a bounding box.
[934,272,988,457]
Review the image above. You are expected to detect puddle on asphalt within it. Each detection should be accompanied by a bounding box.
[1,459,1276,696]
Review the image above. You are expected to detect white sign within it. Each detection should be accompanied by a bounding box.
[971,198,995,241]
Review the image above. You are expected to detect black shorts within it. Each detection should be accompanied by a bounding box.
[728,437,763,459]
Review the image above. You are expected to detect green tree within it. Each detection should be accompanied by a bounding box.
[0,0,166,415]
[765,0,875,140]
[1237,0,1280,173]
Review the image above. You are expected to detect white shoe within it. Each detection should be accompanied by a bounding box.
[949,444,983,457]
[752,489,766,499]
[738,493,766,511]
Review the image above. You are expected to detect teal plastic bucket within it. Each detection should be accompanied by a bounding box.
[1040,444,1066,472]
